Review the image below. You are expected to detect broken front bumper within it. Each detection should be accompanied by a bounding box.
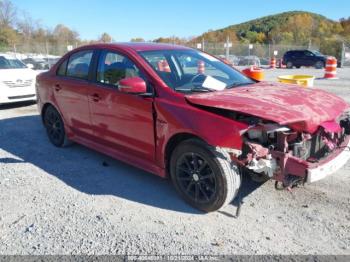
[306,137,350,183]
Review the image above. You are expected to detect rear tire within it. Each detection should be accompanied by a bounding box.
[170,139,241,212]
[43,106,71,147]
[286,61,293,69]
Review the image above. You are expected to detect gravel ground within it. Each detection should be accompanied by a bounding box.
[0,68,350,255]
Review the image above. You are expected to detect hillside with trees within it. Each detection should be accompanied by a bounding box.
[189,11,350,58]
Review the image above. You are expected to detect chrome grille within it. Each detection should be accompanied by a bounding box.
[3,79,33,88]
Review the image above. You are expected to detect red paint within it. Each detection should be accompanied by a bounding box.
[320,121,342,133]
[185,82,348,134]
[119,77,147,94]
[36,43,349,179]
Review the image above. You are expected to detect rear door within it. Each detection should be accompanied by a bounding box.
[88,50,155,161]
[53,50,95,138]
[303,50,316,66]
[293,51,304,66]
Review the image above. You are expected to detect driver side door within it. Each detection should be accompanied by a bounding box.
[88,50,155,162]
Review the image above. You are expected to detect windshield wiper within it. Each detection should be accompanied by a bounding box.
[175,87,215,93]
[226,82,255,89]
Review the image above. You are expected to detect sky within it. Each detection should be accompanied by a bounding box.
[11,0,350,41]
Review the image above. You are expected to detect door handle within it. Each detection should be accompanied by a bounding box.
[54,84,61,91]
[91,93,101,102]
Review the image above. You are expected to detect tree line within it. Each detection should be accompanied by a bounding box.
[0,0,113,54]
[1,1,350,58]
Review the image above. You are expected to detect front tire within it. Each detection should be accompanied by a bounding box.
[43,106,71,147]
[170,139,241,212]
[286,61,293,69]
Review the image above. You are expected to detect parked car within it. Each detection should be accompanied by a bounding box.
[36,43,350,212]
[22,57,61,71]
[283,50,327,69]
[237,55,261,67]
[0,54,38,105]
[22,57,48,70]
[217,55,239,66]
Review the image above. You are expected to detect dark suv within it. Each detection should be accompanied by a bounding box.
[283,50,327,69]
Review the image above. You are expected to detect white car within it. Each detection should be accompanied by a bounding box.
[0,54,38,105]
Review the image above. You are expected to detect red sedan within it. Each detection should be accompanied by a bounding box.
[36,43,350,212]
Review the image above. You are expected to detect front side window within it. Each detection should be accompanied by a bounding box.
[139,49,254,93]
[97,51,141,87]
[0,56,27,69]
[66,50,93,80]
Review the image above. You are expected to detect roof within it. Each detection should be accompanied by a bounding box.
[87,42,192,52]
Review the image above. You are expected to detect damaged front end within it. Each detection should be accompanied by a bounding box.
[229,111,350,188]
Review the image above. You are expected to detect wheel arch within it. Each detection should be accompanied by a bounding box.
[164,132,206,177]
[41,102,55,124]
[41,102,66,129]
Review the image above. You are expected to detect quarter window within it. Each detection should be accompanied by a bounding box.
[57,59,68,76]
[97,51,141,87]
[66,50,93,80]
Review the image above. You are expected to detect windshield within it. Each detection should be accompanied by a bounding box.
[139,49,255,93]
[0,56,27,69]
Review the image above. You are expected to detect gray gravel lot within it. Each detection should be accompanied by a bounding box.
[0,68,350,255]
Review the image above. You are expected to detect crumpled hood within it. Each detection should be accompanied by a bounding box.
[185,82,349,133]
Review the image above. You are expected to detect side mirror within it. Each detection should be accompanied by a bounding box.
[119,77,147,94]
[26,63,34,69]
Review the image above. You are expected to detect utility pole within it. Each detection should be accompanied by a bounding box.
[13,44,17,57]
[45,41,49,68]
[202,38,205,52]
[341,42,345,68]
[225,36,230,60]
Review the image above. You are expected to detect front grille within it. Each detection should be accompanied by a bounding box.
[8,94,36,100]
[3,79,33,88]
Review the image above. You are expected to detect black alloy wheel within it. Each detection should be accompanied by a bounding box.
[170,139,241,212]
[175,152,217,204]
[44,106,66,147]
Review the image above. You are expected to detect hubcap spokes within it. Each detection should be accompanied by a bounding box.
[176,153,216,203]
[45,111,63,143]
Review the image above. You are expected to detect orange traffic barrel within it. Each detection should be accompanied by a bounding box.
[157,60,164,71]
[162,60,171,72]
[197,60,205,74]
[323,57,337,79]
[242,66,264,81]
[270,57,276,69]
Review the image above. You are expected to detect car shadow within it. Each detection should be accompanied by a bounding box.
[0,115,263,215]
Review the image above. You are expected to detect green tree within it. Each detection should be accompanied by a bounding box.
[0,0,16,27]
[130,37,145,42]
[99,32,112,43]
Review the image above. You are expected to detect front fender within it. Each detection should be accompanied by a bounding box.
[154,97,248,168]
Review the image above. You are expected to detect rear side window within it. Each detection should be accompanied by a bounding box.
[66,50,93,80]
